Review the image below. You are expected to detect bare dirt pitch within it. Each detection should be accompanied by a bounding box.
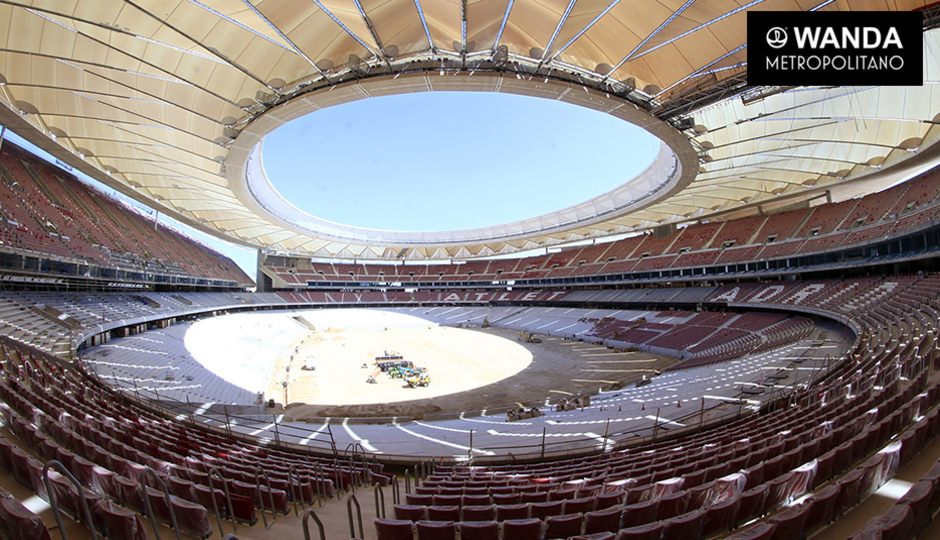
[266,310,674,421]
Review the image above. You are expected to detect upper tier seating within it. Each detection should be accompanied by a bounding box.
[0,142,250,286]
[266,167,940,286]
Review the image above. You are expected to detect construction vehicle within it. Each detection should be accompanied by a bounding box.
[406,371,431,387]
[376,359,413,373]
[518,331,542,344]
[554,394,591,411]
[507,404,543,422]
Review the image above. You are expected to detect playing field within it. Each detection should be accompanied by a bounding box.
[263,309,533,407]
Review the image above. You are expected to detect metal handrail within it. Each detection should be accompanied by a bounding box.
[41,459,100,540]
[206,466,237,535]
[254,467,278,529]
[138,466,181,540]
[346,493,363,539]
[302,508,326,540]
[373,483,386,519]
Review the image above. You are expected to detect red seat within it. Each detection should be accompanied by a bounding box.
[768,502,812,540]
[394,504,427,521]
[836,469,865,516]
[433,494,461,506]
[616,521,665,540]
[877,504,915,540]
[93,499,146,540]
[805,483,840,530]
[896,480,934,531]
[462,495,491,506]
[661,508,704,540]
[726,522,776,540]
[564,496,595,514]
[375,518,415,540]
[457,520,498,540]
[0,495,52,540]
[461,505,495,521]
[502,518,542,540]
[621,499,658,528]
[520,491,549,503]
[492,493,521,505]
[416,520,455,540]
[656,490,689,520]
[406,494,433,505]
[572,533,615,540]
[530,500,564,519]
[702,495,739,536]
[427,506,459,521]
[584,505,622,534]
[496,504,529,521]
[594,491,624,510]
[544,513,583,539]
[736,484,769,525]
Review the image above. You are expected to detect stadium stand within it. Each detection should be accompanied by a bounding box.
[0,142,251,288]
[260,165,940,288]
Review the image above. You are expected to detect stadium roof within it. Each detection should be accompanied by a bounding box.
[0,0,939,260]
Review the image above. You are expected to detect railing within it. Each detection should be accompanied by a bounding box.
[41,459,100,540]
[206,466,237,536]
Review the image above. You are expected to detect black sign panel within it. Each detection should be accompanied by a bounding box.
[747,11,923,86]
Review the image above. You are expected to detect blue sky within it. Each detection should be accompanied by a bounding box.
[5,92,661,280]
[263,92,660,231]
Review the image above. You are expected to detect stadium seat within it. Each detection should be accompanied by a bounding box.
[457,520,498,540]
[415,520,455,540]
[584,505,622,534]
[502,518,542,540]
[375,518,415,540]
[544,513,583,538]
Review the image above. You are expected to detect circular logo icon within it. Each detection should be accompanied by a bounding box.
[766,27,788,49]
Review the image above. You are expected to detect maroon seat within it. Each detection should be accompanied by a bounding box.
[549,489,578,501]
[48,474,102,528]
[765,472,795,509]
[502,518,542,540]
[93,499,146,540]
[0,495,52,540]
[594,491,624,510]
[805,483,840,530]
[544,513,583,539]
[702,495,739,536]
[616,521,665,540]
[394,504,428,521]
[457,520,498,540]
[726,522,776,540]
[433,494,461,506]
[496,503,529,521]
[461,505,495,521]
[416,520,455,540]
[768,502,812,540]
[492,493,521,505]
[530,500,564,519]
[427,506,459,521]
[564,496,595,514]
[661,508,704,540]
[521,491,549,503]
[620,499,658,528]
[584,505,622,534]
[462,495,491,506]
[878,504,915,540]
[375,518,415,540]
[896,479,934,531]
[407,493,433,505]
[656,490,689,520]
[571,533,616,540]
[736,484,769,525]
[836,468,865,516]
